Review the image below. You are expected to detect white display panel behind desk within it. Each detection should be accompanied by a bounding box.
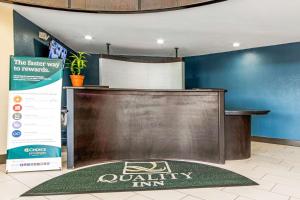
[99,56,184,89]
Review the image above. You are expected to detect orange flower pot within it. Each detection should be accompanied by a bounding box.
[70,75,85,87]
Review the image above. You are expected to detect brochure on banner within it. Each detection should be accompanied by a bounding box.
[6,56,63,173]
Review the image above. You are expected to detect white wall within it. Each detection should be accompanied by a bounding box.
[99,58,184,89]
[0,3,14,155]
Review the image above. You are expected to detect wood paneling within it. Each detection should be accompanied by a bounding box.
[104,0,138,11]
[6,0,224,12]
[12,0,68,8]
[70,0,87,9]
[141,0,178,10]
[0,154,6,164]
[140,0,217,10]
[86,0,106,10]
[178,0,212,6]
[71,0,139,11]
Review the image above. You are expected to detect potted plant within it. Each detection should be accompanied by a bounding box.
[66,52,88,87]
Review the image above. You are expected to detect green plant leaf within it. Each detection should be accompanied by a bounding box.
[66,51,89,75]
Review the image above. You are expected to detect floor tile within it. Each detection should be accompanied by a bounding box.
[44,194,78,200]
[234,197,254,200]
[262,174,300,187]
[92,192,136,200]
[252,178,276,191]
[180,195,203,200]
[126,194,152,200]
[266,169,300,180]
[222,161,258,172]
[69,194,100,200]
[0,179,30,199]
[272,184,300,198]
[247,154,283,165]
[224,167,267,180]
[178,188,237,200]
[253,165,291,176]
[254,161,292,172]
[0,164,6,172]
[43,170,65,178]
[223,186,289,200]
[290,165,300,174]
[137,190,186,200]
[8,171,53,188]
[290,198,300,200]
[278,153,300,162]
[0,171,14,182]
[14,196,48,200]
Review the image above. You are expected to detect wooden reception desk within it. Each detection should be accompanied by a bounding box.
[225,110,270,160]
[66,87,226,168]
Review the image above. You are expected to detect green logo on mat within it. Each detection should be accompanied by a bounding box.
[123,161,171,174]
[97,161,192,188]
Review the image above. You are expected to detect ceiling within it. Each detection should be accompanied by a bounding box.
[13,0,300,57]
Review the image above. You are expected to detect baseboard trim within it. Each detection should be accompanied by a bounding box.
[0,154,6,164]
[252,136,300,147]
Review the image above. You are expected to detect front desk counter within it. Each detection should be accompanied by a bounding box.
[65,87,226,169]
[225,110,270,160]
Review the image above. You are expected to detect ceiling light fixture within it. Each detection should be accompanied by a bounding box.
[157,38,164,45]
[233,42,240,47]
[84,35,93,40]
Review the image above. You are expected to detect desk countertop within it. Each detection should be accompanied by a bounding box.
[225,110,270,116]
[64,86,226,92]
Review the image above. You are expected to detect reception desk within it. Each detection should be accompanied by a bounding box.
[66,87,226,168]
[225,110,270,160]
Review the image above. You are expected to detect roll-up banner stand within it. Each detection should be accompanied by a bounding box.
[6,56,62,173]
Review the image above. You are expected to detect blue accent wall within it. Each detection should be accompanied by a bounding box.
[84,54,100,85]
[185,42,300,140]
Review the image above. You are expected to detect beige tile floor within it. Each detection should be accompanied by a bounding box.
[1,141,300,200]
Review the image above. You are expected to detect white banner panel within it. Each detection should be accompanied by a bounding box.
[6,56,62,173]
[99,58,184,89]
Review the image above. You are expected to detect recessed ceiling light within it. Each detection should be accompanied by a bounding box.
[233,42,240,47]
[157,38,164,45]
[84,35,93,40]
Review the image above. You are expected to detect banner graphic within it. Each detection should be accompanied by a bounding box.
[6,56,62,172]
